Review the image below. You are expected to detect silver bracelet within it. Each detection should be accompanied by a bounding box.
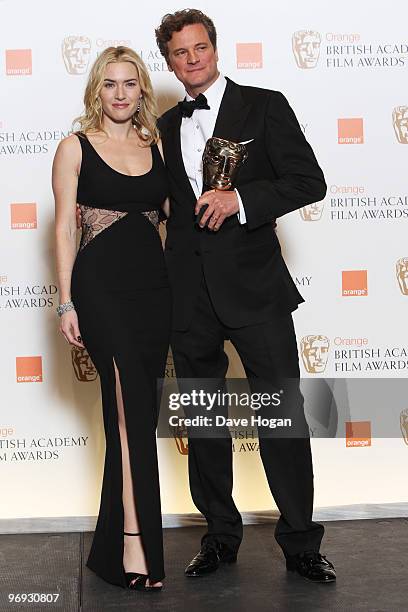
[56,300,75,317]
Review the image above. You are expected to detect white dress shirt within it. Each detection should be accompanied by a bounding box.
[180,73,247,224]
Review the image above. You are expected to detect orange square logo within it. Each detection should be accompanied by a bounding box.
[338,118,364,144]
[346,421,371,447]
[342,270,367,297]
[16,356,43,383]
[236,43,263,69]
[10,203,37,230]
[6,49,32,76]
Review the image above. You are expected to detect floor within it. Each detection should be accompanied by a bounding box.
[0,519,406,611]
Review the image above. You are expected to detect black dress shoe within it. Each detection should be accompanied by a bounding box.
[286,551,336,583]
[185,542,237,577]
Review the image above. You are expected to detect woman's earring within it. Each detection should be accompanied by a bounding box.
[136,97,142,114]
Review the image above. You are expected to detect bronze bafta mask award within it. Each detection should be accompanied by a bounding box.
[202,137,248,191]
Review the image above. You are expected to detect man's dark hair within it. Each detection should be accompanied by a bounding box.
[155,9,217,62]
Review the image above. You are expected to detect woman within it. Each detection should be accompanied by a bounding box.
[53,46,171,591]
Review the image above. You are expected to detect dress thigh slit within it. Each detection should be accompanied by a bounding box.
[85,346,165,586]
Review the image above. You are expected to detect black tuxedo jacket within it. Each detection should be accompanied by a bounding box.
[159,78,326,331]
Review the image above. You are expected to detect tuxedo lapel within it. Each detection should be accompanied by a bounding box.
[163,107,196,204]
[212,78,251,143]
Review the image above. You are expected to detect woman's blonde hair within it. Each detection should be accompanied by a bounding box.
[74,46,159,145]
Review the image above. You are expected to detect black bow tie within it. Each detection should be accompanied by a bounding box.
[178,93,210,118]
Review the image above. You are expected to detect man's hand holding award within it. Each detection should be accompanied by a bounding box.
[195,137,248,231]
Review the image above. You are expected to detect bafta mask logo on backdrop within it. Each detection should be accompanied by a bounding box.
[300,335,330,374]
[338,118,364,144]
[6,49,32,76]
[345,421,371,447]
[62,36,91,74]
[396,257,408,295]
[292,31,321,69]
[400,409,408,445]
[171,424,189,455]
[16,356,43,383]
[236,43,263,69]
[71,346,98,382]
[392,106,408,144]
[10,203,37,230]
[342,270,368,297]
[299,202,325,221]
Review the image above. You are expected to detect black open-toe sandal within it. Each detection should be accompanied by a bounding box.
[123,532,163,592]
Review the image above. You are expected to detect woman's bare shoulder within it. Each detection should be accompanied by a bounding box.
[55,133,82,156]
[53,133,82,176]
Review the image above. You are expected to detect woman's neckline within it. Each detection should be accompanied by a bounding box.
[83,133,154,178]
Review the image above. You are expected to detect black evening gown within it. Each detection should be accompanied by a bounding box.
[70,133,171,586]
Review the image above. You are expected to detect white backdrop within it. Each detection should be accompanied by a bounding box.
[1,0,407,523]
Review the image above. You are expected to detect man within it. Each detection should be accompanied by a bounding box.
[155,9,335,583]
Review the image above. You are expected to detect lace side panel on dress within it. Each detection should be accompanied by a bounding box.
[79,205,127,251]
[141,210,159,231]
